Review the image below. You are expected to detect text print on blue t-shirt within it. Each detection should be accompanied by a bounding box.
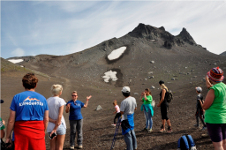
[19,96,44,106]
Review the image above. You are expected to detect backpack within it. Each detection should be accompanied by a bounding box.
[165,89,173,103]
[177,134,197,150]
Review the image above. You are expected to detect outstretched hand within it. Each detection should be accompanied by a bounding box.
[87,95,92,100]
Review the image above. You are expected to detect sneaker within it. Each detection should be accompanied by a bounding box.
[142,128,148,131]
[70,146,74,150]
[111,124,116,127]
[148,129,153,133]
[78,145,83,149]
[201,126,207,130]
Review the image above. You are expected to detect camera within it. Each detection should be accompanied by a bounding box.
[49,132,57,139]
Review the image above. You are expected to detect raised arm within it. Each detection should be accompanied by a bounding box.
[202,89,215,110]
[83,95,92,108]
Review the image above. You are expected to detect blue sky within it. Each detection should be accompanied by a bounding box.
[1,1,226,59]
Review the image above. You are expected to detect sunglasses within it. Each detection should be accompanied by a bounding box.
[72,95,77,97]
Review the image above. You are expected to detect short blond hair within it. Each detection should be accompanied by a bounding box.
[51,84,63,96]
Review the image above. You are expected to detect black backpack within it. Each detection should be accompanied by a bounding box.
[177,134,197,150]
[165,89,173,103]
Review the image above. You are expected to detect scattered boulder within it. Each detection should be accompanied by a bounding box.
[150,61,155,64]
[96,105,102,111]
[171,78,176,80]
[150,86,155,89]
[134,92,139,96]
[148,71,153,74]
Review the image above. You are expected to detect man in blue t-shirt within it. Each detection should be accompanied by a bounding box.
[5,73,49,150]
[66,91,92,149]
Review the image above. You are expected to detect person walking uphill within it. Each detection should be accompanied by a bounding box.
[140,88,154,133]
[5,73,49,150]
[202,67,226,150]
[66,91,92,149]
[120,86,137,150]
[157,80,172,133]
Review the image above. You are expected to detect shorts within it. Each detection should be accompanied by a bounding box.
[48,122,66,135]
[206,123,226,142]
[161,105,168,120]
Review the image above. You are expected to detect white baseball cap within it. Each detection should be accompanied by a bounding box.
[196,87,202,92]
[121,86,130,93]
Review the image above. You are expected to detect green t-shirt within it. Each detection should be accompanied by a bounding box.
[0,117,5,130]
[142,95,153,105]
[205,82,226,124]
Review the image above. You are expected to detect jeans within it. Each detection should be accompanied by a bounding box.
[144,106,153,129]
[70,119,83,146]
[124,129,137,150]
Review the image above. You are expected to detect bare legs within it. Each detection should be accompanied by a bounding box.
[50,134,66,150]
[160,119,172,132]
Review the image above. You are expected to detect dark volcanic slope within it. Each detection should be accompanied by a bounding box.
[220,51,226,56]
[3,23,226,150]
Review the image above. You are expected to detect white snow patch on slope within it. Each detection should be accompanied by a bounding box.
[107,46,127,60]
[8,59,23,64]
[102,70,118,83]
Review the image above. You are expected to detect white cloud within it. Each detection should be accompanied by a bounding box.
[1,1,226,58]
[11,48,25,57]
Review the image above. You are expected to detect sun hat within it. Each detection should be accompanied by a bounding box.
[121,86,130,93]
[159,80,164,85]
[207,67,224,82]
[195,87,202,92]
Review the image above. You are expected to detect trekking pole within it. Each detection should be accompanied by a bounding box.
[110,118,121,150]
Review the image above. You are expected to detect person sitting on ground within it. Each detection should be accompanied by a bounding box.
[112,100,121,127]
[202,67,226,150]
[5,73,49,150]
[157,80,172,133]
[120,86,137,150]
[140,88,154,133]
[66,91,92,149]
[47,84,66,150]
[194,86,207,130]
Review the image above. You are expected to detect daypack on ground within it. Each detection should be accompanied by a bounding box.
[177,134,197,150]
[165,89,173,103]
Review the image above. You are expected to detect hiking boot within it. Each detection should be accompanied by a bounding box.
[142,128,148,132]
[148,129,153,133]
[70,146,74,150]
[78,145,83,149]
[111,124,116,127]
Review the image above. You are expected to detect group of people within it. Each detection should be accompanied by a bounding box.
[111,66,226,150]
[1,66,226,150]
[4,73,92,150]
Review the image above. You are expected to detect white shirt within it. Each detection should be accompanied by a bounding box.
[120,96,137,121]
[47,96,66,132]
